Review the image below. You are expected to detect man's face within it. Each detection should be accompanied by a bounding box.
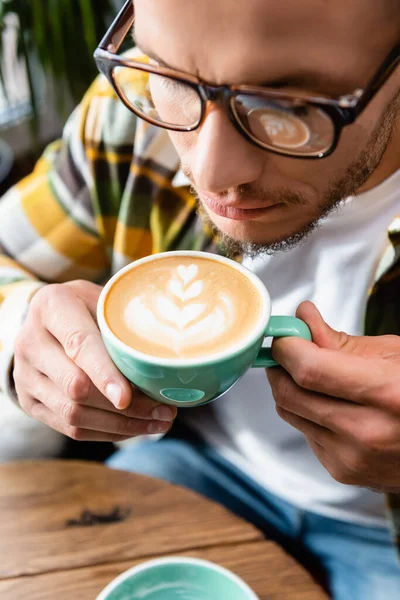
[134,0,400,255]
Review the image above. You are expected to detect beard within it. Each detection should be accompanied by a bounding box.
[183,94,399,259]
[194,191,331,259]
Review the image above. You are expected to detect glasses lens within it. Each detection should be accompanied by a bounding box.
[113,66,202,129]
[232,95,335,156]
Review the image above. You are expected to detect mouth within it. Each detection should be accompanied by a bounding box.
[199,191,284,221]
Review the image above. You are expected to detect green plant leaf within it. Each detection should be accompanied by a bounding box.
[78,0,97,53]
[0,0,119,135]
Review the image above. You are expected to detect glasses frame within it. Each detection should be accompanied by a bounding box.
[94,0,400,159]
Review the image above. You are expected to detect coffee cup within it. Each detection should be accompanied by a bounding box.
[97,251,311,407]
[96,556,259,600]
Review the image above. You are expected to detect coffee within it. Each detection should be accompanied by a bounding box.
[248,108,311,149]
[104,255,263,360]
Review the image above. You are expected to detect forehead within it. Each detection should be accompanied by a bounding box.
[134,0,398,94]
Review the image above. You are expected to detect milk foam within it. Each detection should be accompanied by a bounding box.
[123,263,234,356]
[105,255,263,360]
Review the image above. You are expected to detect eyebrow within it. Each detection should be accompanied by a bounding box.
[133,30,172,69]
[133,29,328,93]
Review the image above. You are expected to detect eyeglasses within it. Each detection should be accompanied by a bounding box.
[94,0,400,160]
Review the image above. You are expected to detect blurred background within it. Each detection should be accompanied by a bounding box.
[0,0,125,196]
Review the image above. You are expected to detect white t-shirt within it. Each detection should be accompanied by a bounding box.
[189,169,400,527]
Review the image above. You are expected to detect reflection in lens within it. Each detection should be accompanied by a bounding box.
[248,108,311,149]
[233,95,335,155]
[113,66,202,128]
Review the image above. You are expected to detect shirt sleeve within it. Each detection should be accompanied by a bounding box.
[0,75,122,401]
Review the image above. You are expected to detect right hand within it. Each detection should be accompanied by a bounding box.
[13,280,177,442]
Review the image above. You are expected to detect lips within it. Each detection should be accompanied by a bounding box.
[199,190,283,221]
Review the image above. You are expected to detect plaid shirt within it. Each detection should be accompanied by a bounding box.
[1,71,400,549]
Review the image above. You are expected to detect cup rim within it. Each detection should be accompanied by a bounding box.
[96,556,260,600]
[97,251,271,368]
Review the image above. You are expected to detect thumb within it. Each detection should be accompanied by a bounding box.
[295,301,348,351]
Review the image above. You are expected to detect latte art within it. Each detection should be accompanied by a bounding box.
[105,256,263,359]
[124,264,235,356]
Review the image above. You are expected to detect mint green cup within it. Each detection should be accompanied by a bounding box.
[97,251,311,408]
[96,557,259,600]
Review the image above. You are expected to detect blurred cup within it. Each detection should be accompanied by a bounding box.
[96,556,260,600]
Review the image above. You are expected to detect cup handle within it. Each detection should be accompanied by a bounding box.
[252,316,312,368]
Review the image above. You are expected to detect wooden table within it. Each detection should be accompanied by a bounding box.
[0,461,328,599]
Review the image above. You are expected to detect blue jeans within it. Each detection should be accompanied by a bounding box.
[107,436,400,600]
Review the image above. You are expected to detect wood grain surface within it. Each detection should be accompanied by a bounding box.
[0,542,328,600]
[0,461,328,599]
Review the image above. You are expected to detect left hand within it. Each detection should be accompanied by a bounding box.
[267,301,400,493]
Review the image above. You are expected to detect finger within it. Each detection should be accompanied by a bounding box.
[64,280,101,322]
[21,396,139,442]
[21,351,176,421]
[267,367,369,436]
[41,286,132,409]
[83,386,177,422]
[296,301,344,350]
[268,368,400,458]
[271,338,393,406]
[307,436,369,488]
[306,437,345,480]
[275,405,335,445]
[19,331,92,398]
[24,366,176,431]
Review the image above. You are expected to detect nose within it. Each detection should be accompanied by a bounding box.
[191,102,265,193]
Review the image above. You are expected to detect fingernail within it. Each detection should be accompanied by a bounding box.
[106,383,123,408]
[152,405,175,422]
[147,421,171,435]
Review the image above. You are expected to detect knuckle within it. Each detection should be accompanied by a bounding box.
[14,380,24,403]
[328,463,356,486]
[346,457,368,479]
[123,402,149,420]
[337,330,350,349]
[334,470,356,486]
[26,398,48,424]
[275,404,288,421]
[115,418,136,437]
[29,398,43,420]
[65,279,93,294]
[45,283,65,303]
[341,446,370,478]
[63,370,90,402]
[294,359,316,389]
[65,280,101,304]
[320,407,336,429]
[28,287,46,310]
[67,279,87,289]
[33,283,64,311]
[377,381,400,412]
[357,426,385,454]
[68,427,85,441]
[61,401,82,427]
[64,329,89,362]
[18,393,34,414]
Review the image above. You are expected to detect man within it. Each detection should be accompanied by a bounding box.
[0,0,400,596]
